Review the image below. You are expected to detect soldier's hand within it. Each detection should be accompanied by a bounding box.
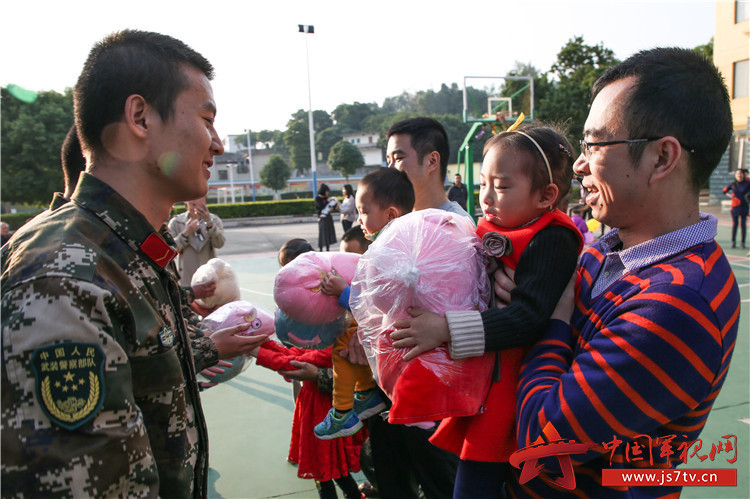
[211,323,269,360]
[191,280,216,300]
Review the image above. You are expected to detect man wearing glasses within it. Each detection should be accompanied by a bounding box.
[508,48,740,496]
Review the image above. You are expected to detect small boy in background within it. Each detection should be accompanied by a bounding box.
[314,168,415,439]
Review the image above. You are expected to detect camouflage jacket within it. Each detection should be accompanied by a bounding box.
[2,173,209,498]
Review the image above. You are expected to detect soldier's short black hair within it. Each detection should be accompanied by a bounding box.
[74,29,214,154]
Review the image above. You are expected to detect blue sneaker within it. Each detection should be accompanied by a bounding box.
[353,389,386,420]
[314,408,363,440]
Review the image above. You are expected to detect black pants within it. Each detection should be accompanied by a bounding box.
[366,412,458,499]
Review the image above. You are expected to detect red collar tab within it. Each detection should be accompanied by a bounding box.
[140,233,177,268]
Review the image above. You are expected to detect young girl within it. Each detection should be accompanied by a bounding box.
[251,241,365,499]
[390,122,584,497]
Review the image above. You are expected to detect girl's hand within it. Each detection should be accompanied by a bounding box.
[391,308,450,361]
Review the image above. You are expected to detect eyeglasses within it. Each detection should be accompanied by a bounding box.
[579,138,661,158]
[579,137,695,158]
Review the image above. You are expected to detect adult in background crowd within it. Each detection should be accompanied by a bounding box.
[1,29,267,497]
[316,183,337,251]
[0,222,10,246]
[339,183,357,234]
[168,196,226,286]
[723,168,750,248]
[447,173,468,211]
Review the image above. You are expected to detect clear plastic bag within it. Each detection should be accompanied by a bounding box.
[350,209,494,424]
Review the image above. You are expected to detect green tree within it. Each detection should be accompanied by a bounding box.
[327,140,364,180]
[416,83,463,115]
[538,36,619,144]
[1,87,74,206]
[694,38,713,59]
[332,102,377,133]
[316,127,343,162]
[259,154,291,198]
[284,109,333,175]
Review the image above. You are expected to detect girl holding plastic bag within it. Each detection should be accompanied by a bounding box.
[389,123,584,497]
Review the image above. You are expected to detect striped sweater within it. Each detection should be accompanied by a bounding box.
[510,224,740,497]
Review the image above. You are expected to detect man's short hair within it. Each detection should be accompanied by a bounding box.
[60,125,86,194]
[359,167,415,215]
[387,117,450,180]
[593,47,732,191]
[74,29,214,155]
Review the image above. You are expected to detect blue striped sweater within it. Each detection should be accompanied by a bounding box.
[510,232,740,498]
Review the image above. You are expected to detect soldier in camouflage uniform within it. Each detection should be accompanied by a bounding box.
[1,30,268,497]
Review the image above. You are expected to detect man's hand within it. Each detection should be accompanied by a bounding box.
[197,359,233,389]
[190,300,217,318]
[184,217,201,237]
[390,308,450,361]
[493,265,516,307]
[211,323,269,359]
[191,280,216,300]
[278,360,319,381]
[339,331,368,365]
[321,271,347,297]
[552,271,577,323]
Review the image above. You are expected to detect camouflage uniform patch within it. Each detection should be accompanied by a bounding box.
[31,342,105,430]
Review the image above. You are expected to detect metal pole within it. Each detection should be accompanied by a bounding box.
[228,162,235,204]
[246,129,256,202]
[304,32,317,195]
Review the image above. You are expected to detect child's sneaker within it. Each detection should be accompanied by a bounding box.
[353,389,386,420]
[314,408,363,440]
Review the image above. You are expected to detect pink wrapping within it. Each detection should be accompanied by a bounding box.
[202,300,275,337]
[274,251,361,325]
[198,301,275,384]
[350,209,494,424]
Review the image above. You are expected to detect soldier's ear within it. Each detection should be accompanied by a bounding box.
[123,94,152,139]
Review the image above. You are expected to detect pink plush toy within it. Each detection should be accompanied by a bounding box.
[198,301,275,384]
[350,209,495,425]
[202,301,275,337]
[274,251,360,325]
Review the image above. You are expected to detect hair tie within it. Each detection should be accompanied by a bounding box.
[558,143,572,159]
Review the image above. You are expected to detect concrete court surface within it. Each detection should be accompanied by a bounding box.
[202,213,749,499]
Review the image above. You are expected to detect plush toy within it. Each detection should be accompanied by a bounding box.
[201,300,275,337]
[274,309,352,350]
[191,258,241,309]
[198,301,275,384]
[350,209,495,425]
[274,251,360,325]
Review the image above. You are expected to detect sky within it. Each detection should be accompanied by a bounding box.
[1,0,719,138]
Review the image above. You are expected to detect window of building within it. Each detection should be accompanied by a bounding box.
[728,132,748,172]
[733,59,749,99]
[218,170,228,181]
[237,160,249,174]
[737,0,749,22]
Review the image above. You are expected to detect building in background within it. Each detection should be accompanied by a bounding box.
[208,133,384,203]
[709,0,749,207]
